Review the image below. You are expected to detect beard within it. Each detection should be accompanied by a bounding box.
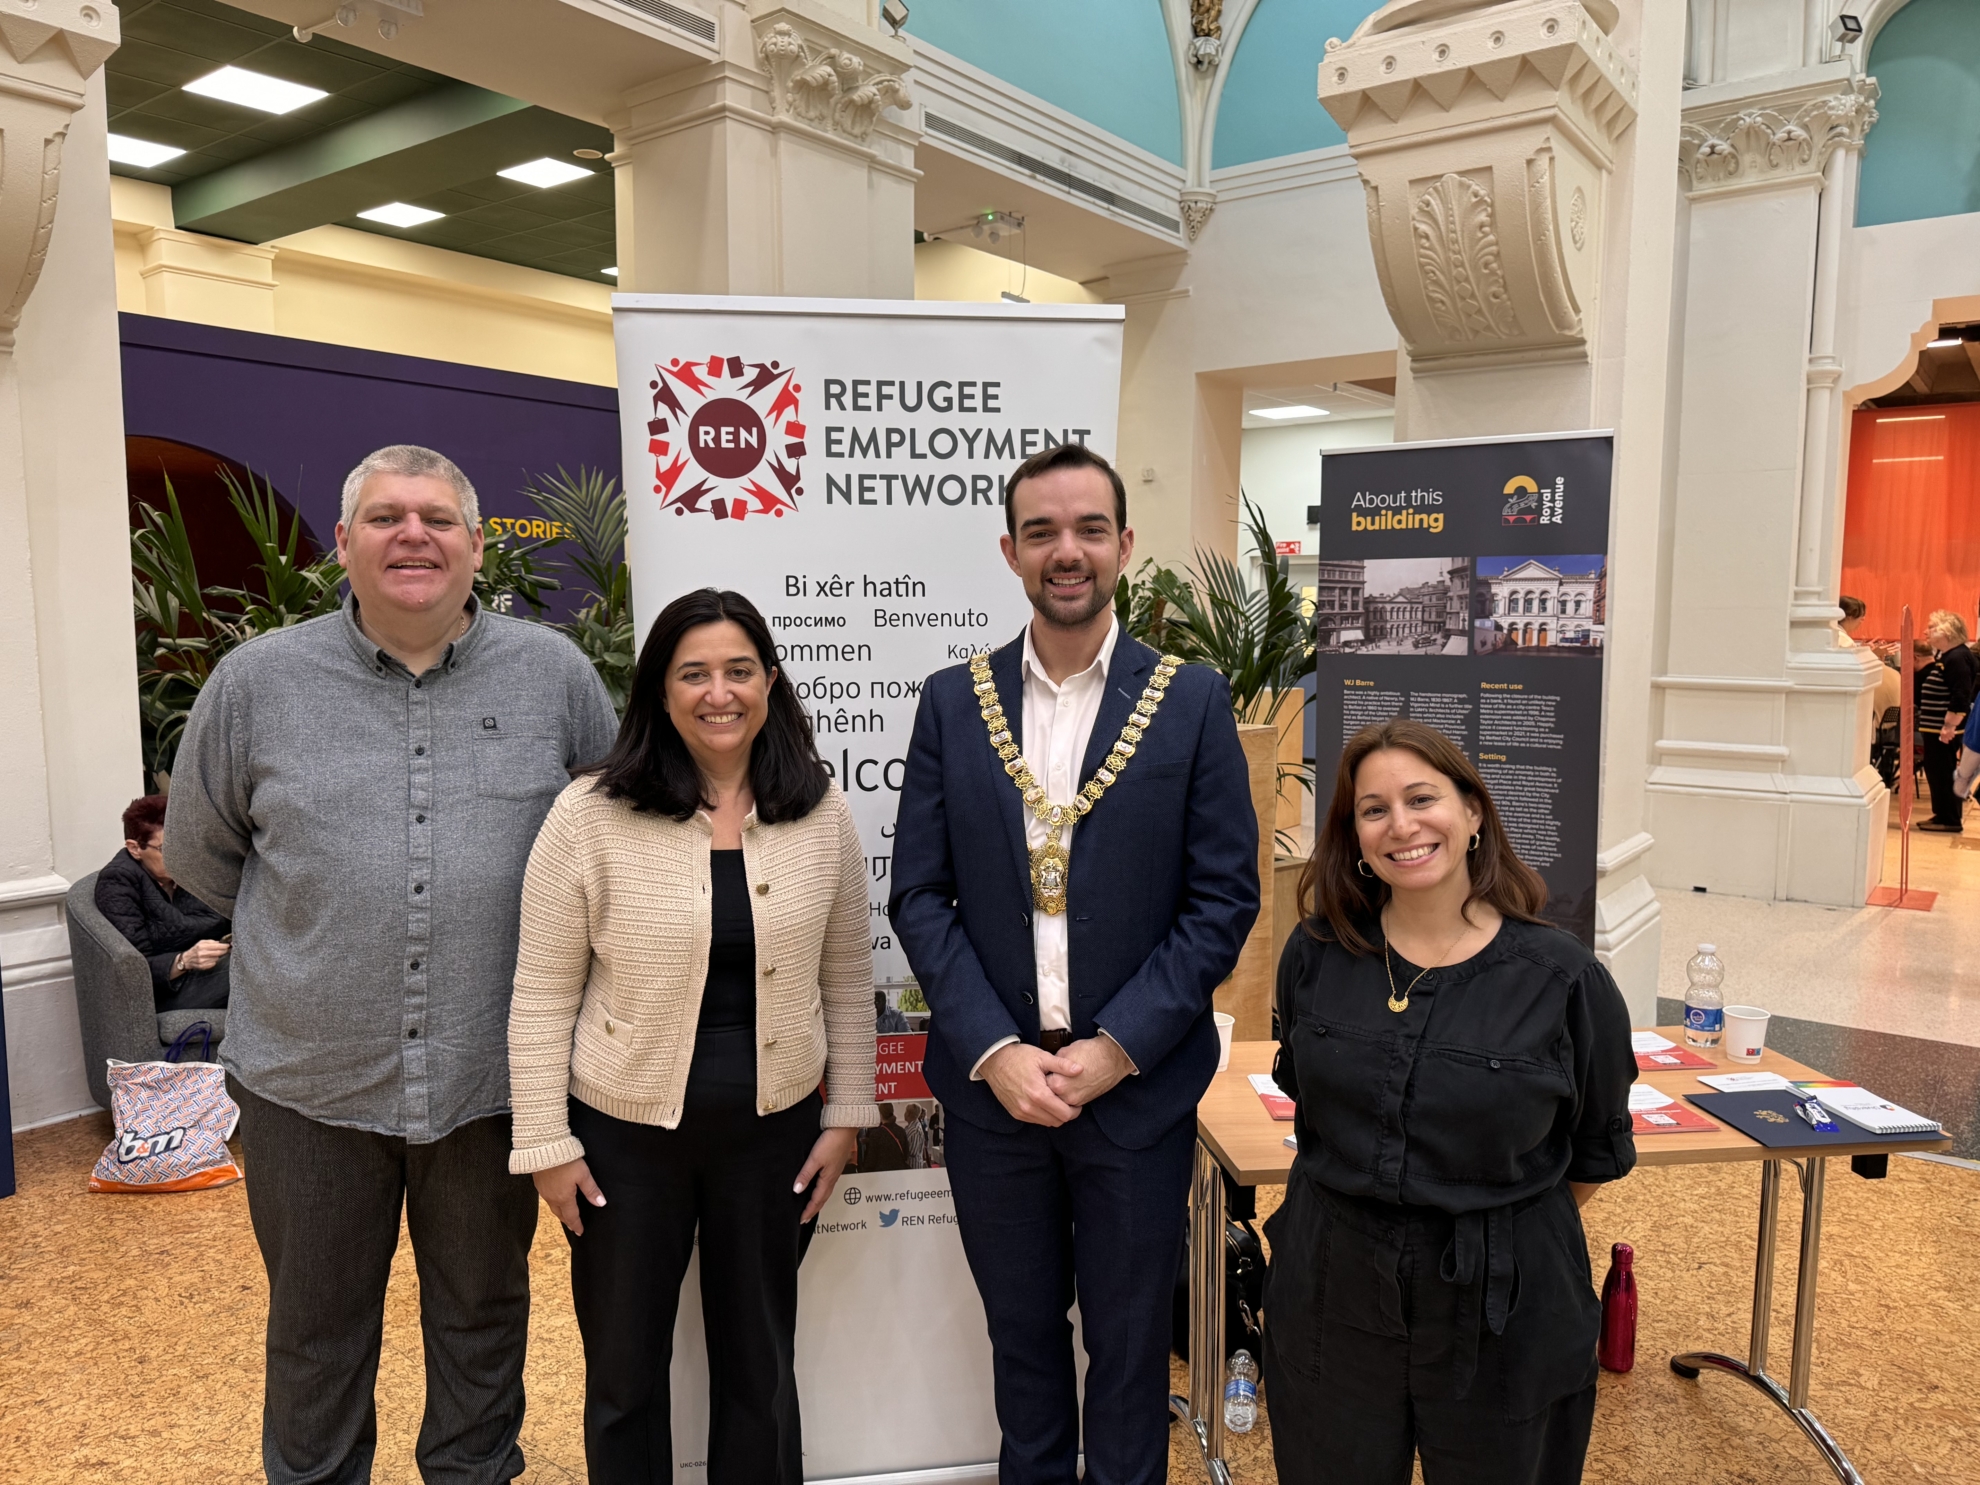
[1027,562,1115,629]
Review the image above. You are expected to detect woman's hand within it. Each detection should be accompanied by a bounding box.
[794,1127,859,1222]
[173,939,230,977]
[533,1157,607,1235]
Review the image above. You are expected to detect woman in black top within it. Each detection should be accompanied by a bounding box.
[1263,719,1634,1485]
[1917,613,1976,832]
[94,793,232,1012]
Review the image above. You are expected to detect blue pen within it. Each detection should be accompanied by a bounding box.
[1795,1097,1838,1133]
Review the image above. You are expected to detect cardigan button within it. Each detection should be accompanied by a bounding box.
[1489,1059,1501,1069]
[756,882,770,895]
[764,965,776,977]
[605,1020,615,1034]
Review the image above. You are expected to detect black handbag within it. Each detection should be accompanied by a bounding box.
[1171,1214,1267,1361]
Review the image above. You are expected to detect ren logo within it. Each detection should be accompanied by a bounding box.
[646,353,805,523]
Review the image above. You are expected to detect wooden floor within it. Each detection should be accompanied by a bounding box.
[3,1113,1975,1483]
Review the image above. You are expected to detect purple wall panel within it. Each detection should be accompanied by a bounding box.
[118,312,621,561]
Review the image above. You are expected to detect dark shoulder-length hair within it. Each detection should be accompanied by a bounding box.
[1297,718,1548,955]
[584,588,829,824]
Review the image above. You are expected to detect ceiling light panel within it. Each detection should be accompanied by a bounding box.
[107,135,187,168]
[358,202,445,228]
[1251,405,1328,420]
[498,158,594,189]
[183,66,329,116]
[602,267,619,276]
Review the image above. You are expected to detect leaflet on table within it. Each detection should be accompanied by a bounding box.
[1790,1081,1943,1136]
[1631,1032,1674,1052]
[1698,1071,1794,1093]
[1312,434,1614,947]
[1248,1072,1296,1121]
[1628,1081,1719,1133]
[1637,1046,1715,1070]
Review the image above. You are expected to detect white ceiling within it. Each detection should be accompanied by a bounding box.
[1241,379,1395,429]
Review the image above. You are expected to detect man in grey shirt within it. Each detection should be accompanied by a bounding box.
[168,445,618,1485]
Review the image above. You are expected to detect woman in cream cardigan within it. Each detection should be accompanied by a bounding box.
[509,587,877,1485]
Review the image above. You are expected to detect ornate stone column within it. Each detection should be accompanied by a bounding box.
[1317,0,1688,1019]
[0,3,130,1126]
[1319,0,1637,423]
[610,0,918,296]
[1650,69,1886,908]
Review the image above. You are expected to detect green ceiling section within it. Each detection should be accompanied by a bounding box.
[108,0,618,282]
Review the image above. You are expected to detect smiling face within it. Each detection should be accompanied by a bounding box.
[663,619,775,784]
[335,472,483,623]
[1352,747,1484,899]
[999,464,1133,630]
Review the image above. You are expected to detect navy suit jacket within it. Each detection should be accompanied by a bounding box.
[889,631,1261,1149]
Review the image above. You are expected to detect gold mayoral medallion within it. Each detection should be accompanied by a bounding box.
[970,649,1182,916]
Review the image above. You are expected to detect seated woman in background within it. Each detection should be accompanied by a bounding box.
[94,793,231,1012]
[508,587,877,1485]
[1262,719,1635,1485]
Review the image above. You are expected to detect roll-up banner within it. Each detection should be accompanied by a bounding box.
[613,295,1124,1483]
[1312,432,1614,943]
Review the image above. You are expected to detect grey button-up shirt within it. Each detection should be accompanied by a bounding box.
[166,597,620,1142]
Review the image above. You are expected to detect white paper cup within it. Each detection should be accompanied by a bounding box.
[1214,1011,1236,1072]
[1723,1006,1771,1063]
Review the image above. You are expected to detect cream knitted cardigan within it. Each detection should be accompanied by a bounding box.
[508,776,878,1174]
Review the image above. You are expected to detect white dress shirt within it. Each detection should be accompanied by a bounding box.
[972,618,1137,1077]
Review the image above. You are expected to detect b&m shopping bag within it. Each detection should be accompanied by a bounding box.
[89,1054,243,1194]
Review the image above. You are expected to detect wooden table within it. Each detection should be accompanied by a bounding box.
[1174,1033,1952,1485]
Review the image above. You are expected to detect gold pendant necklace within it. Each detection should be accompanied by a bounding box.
[970,649,1182,915]
[1381,917,1472,1013]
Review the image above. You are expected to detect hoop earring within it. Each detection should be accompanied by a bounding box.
[1356,859,1374,877]
[1470,833,1480,852]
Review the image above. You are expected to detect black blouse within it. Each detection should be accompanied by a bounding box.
[1272,915,1635,1214]
[684,849,757,1108]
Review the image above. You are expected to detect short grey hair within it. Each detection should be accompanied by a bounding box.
[1928,609,1970,645]
[340,445,480,528]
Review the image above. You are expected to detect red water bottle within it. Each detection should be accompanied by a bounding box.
[1598,1241,1637,1372]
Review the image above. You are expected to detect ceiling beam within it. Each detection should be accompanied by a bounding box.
[173,81,609,243]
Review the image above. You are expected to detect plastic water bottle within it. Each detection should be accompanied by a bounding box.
[1683,944,1725,1049]
[1223,1349,1258,1433]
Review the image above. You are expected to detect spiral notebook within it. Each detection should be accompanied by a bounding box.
[1790,1081,1944,1136]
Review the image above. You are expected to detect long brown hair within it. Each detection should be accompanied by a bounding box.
[1298,718,1548,955]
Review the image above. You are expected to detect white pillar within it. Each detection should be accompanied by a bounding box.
[1647,71,1885,907]
[610,0,918,297]
[0,11,136,1127]
[1318,0,1687,1020]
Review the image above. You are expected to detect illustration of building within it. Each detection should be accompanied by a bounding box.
[1485,560,1605,647]
[1445,558,1470,640]
[1314,559,1365,648]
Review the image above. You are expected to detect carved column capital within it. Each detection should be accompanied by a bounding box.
[1678,77,1878,196]
[751,7,913,147]
[1178,188,1216,242]
[0,0,119,350]
[1318,0,1635,369]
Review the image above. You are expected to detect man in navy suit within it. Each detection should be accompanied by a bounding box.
[891,443,1259,1484]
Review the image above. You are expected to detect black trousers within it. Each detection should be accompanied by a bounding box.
[943,1109,1195,1485]
[230,1078,537,1485]
[566,1092,822,1485]
[1261,1178,1599,1485]
[1922,734,1964,827]
[158,957,230,1012]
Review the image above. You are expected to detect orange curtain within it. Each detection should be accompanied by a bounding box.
[1840,401,1980,639]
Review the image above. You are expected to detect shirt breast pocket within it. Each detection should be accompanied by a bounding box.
[1411,1044,1573,1186]
[472,722,568,802]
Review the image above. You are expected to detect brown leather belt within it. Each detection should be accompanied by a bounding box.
[1038,1028,1072,1053]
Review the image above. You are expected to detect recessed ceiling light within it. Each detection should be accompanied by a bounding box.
[601,267,618,277]
[183,66,329,115]
[498,157,592,189]
[107,134,187,168]
[1251,404,1328,420]
[1928,336,1962,348]
[357,202,444,228]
